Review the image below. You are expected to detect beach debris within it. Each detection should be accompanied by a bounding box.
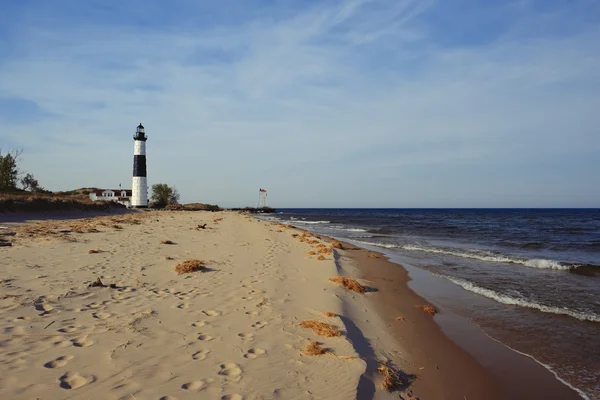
[395,316,406,322]
[112,224,123,229]
[323,311,336,317]
[0,242,13,247]
[329,276,367,293]
[164,256,174,260]
[299,320,341,337]
[331,241,344,249]
[291,233,299,238]
[88,249,103,254]
[302,341,328,356]
[419,305,437,315]
[368,254,380,258]
[307,251,316,256]
[175,260,205,274]
[160,240,174,245]
[196,224,207,230]
[87,277,118,288]
[317,255,326,261]
[378,362,411,392]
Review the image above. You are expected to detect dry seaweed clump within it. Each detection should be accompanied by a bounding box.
[323,311,336,317]
[318,247,333,255]
[161,240,174,245]
[378,363,404,392]
[317,255,326,261]
[88,249,103,254]
[175,260,205,274]
[302,341,327,356]
[299,320,341,337]
[307,251,316,256]
[331,241,344,249]
[329,276,366,294]
[419,305,437,315]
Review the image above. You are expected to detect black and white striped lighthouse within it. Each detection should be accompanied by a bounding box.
[132,123,148,208]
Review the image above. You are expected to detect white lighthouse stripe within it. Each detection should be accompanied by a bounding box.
[131,176,148,207]
[134,140,146,156]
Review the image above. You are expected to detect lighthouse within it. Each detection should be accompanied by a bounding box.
[131,123,148,208]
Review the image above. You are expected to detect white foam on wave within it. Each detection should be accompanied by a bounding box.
[328,227,368,232]
[290,220,331,225]
[401,245,571,270]
[442,276,600,323]
[480,331,591,400]
[355,240,400,249]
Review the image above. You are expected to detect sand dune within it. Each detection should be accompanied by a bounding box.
[0,211,396,399]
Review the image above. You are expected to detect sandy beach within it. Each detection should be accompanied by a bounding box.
[0,210,583,399]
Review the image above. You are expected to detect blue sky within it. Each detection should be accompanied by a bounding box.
[0,0,599,207]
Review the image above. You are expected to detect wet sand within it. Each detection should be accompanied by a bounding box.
[342,246,583,399]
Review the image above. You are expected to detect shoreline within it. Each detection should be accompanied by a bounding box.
[0,210,586,399]
[331,238,584,399]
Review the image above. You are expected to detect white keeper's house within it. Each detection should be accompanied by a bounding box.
[89,189,133,207]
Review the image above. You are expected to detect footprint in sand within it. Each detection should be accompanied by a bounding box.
[92,312,111,320]
[222,395,243,400]
[192,349,210,360]
[44,355,74,368]
[202,310,221,317]
[181,380,208,392]
[244,348,266,359]
[245,311,258,317]
[251,321,268,329]
[57,325,81,333]
[218,363,242,382]
[35,303,54,313]
[237,333,254,341]
[197,334,214,341]
[59,372,95,389]
[71,336,95,348]
[191,320,207,328]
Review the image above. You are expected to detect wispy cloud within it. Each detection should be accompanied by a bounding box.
[0,0,598,207]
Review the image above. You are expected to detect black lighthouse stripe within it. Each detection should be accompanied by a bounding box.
[133,155,147,177]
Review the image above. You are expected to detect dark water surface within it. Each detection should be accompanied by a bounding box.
[263,209,600,399]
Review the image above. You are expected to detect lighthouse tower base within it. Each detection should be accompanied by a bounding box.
[131,176,148,208]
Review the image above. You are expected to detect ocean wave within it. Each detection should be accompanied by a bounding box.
[289,220,331,225]
[353,241,582,271]
[442,276,600,323]
[327,226,368,232]
[354,240,400,249]
[401,245,572,271]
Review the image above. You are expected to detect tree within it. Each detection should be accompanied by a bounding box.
[0,149,22,192]
[21,173,42,192]
[151,183,180,208]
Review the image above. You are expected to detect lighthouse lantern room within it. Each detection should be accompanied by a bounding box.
[131,123,148,208]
